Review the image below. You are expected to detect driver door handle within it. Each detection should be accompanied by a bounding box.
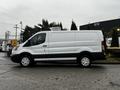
[42,45,47,47]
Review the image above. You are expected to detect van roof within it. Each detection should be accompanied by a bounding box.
[36,30,102,34]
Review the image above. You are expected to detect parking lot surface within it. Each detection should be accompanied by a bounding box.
[0,52,120,90]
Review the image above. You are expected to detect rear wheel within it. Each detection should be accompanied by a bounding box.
[20,55,34,67]
[78,55,91,67]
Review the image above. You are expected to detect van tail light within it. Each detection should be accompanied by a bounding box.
[102,41,105,51]
[101,41,106,55]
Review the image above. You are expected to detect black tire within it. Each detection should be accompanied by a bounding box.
[20,55,34,67]
[78,55,91,67]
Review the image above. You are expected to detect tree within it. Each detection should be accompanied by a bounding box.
[22,19,66,42]
[38,19,50,30]
[70,21,77,30]
[49,22,58,27]
[33,25,42,33]
[111,28,119,47]
[38,19,65,31]
[59,22,63,30]
[23,26,33,42]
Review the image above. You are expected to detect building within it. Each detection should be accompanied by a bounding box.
[80,18,120,37]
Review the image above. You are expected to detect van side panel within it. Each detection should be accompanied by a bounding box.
[48,31,103,55]
[75,32,103,53]
[48,32,76,54]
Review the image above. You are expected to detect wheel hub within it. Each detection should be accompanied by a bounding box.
[81,57,90,66]
[21,57,30,66]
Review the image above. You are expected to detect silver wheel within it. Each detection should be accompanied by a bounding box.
[21,57,30,67]
[81,56,90,67]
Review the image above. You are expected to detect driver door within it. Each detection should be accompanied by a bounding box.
[24,33,46,55]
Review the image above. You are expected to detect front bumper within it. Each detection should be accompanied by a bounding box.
[11,54,21,63]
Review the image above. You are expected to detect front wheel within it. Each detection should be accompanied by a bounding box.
[20,55,33,67]
[78,55,91,67]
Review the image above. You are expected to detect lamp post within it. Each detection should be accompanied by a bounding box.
[117,28,120,37]
[117,28,120,32]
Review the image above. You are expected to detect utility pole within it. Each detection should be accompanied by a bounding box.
[20,21,23,43]
[14,24,19,40]
[20,21,23,32]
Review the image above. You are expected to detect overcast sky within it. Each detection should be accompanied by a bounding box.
[0,0,120,38]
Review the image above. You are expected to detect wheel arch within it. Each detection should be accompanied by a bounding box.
[20,52,33,58]
[77,51,92,67]
[78,51,93,59]
[19,52,35,67]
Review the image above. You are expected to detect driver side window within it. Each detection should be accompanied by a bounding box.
[24,33,46,47]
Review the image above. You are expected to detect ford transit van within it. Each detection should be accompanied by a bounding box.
[11,30,105,67]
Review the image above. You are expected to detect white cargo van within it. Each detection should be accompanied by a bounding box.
[11,30,105,67]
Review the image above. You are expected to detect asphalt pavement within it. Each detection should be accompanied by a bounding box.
[0,52,120,90]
